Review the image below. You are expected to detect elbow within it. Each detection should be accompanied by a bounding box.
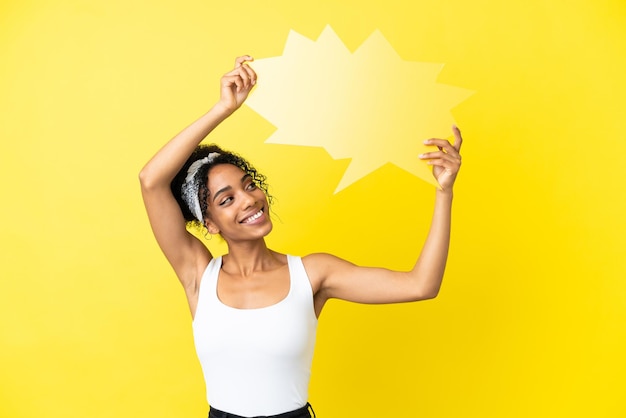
[138,166,159,191]
[423,288,440,300]
[406,288,439,302]
[413,281,442,301]
[410,269,444,301]
[417,287,439,301]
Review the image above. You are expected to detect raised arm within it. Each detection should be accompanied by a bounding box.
[305,126,463,311]
[139,56,257,289]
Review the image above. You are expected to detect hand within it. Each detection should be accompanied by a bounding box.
[419,125,463,192]
[217,55,257,114]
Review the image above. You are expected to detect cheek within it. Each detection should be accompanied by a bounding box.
[207,206,234,225]
[204,207,221,225]
[255,188,269,202]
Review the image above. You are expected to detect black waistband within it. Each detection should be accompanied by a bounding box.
[209,402,315,418]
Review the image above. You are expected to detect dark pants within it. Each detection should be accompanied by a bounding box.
[209,402,315,418]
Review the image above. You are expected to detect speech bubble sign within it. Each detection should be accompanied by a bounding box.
[246,25,473,193]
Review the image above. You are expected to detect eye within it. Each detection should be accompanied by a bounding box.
[219,196,233,206]
[246,181,257,191]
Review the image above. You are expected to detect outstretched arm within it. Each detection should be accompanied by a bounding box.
[306,126,463,309]
[139,56,257,289]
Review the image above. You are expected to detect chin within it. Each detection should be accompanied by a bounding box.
[257,220,273,238]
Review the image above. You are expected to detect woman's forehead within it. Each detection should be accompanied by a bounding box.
[207,164,247,190]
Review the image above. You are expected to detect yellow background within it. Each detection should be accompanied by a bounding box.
[1,1,625,417]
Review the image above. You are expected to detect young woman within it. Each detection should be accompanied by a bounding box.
[139,55,463,418]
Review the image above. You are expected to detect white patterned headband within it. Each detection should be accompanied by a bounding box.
[181,152,220,222]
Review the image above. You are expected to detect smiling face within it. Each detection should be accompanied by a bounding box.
[204,163,272,243]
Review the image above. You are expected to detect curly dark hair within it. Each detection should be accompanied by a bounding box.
[171,144,273,227]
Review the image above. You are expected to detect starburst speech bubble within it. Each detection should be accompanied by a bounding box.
[246,25,473,193]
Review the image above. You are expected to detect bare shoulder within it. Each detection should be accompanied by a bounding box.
[301,252,355,280]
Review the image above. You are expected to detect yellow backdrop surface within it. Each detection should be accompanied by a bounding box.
[1,1,625,417]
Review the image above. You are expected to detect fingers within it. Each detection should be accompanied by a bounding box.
[419,127,463,174]
[222,60,257,92]
[419,146,462,188]
[422,125,463,157]
[418,126,464,190]
[232,55,257,88]
[241,63,257,86]
[221,74,244,92]
[421,138,462,162]
[423,156,460,171]
[452,125,463,152]
[216,55,258,112]
[234,55,253,68]
[419,150,461,169]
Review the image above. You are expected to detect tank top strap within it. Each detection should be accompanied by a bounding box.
[286,255,313,301]
[197,256,222,308]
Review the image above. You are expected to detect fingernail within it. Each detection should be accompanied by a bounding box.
[419,154,425,158]
[423,140,430,144]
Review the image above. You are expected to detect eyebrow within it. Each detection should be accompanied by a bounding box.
[212,174,252,203]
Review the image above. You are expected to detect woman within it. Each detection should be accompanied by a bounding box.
[139,55,463,418]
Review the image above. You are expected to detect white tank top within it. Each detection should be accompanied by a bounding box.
[192,255,318,417]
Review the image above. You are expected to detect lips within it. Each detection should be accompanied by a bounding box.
[240,208,264,224]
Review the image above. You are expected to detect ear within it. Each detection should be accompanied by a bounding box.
[204,219,220,235]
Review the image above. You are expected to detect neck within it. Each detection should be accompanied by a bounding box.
[222,238,278,277]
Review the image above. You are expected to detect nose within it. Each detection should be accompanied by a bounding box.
[239,188,256,210]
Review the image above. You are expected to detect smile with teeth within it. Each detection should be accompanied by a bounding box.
[241,208,264,223]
